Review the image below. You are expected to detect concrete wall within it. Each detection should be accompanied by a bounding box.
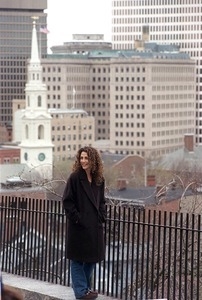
[2,272,115,300]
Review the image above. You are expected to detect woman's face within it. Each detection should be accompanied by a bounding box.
[80,151,91,172]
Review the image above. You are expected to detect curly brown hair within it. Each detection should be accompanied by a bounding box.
[72,146,104,185]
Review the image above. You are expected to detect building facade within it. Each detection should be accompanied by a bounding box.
[41,41,195,157]
[13,104,95,162]
[111,0,202,145]
[110,46,196,157]
[0,0,47,126]
[50,108,95,160]
[0,146,20,164]
[41,54,111,141]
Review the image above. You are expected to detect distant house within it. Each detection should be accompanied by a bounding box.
[0,145,20,164]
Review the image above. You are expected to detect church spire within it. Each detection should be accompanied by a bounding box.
[20,17,53,180]
[27,17,42,86]
[31,17,40,63]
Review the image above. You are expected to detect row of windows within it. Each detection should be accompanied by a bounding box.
[112,14,201,24]
[1,92,22,100]
[92,94,106,99]
[92,67,109,73]
[94,109,107,117]
[0,157,20,164]
[152,111,194,118]
[152,85,194,91]
[152,138,184,146]
[113,0,199,7]
[115,131,145,137]
[152,77,194,82]
[53,145,77,152]
[0,61,26,67]
[196,120,202,126]
[152,130,182,137]
[47,94,61,100]
[0,15,45,22]
[0,68,25,74]
[112,23,200,34]
[115,66,145,73]
[115,77,145,82]
[92,77,109,82]
[115,86,145,92]
[152,94,195,101]
[66,67,89,73]
[52,134,92,141]
[43,67,61,73]
[97,128,106,134]
[114,149,145,156]
[115,113,145,118]
[92,85,107,90]
[115,104,145,109]
[44,66,146,75]
[115,104,145,110]
[97,120,106,125]
[47,85,60,91]
[115,140,145,146]
[112,33,200,44]
[52,125,92,131]
[0,81,25,87]
[152,120,193,127]
[115,95,145,100]
[152,103,194,109]
[113,5,201,16]
[45,77,61,82]
[115,122,145,128]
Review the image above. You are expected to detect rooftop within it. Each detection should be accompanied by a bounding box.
[106,185,195,208]
[47,42,191,60]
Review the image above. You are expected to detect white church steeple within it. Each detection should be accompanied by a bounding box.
[20,18,53,181]
[31,19,40,63]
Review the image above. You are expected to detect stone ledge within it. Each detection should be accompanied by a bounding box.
[2,272,116,300]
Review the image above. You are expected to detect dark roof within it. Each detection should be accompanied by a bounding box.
[106,186,194,208]
[101,153,126,167]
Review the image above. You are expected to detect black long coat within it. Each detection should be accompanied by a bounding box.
[62,168,107,263]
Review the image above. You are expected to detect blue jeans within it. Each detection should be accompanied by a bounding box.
[71,260,96,298]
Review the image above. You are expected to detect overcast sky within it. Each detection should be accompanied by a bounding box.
[46,0,111,51]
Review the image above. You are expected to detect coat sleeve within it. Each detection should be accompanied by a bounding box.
[99,181,107,223]
[62,174,80,224]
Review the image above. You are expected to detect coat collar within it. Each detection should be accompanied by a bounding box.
[79,168,98,209]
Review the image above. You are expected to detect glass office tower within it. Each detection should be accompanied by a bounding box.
[0,0,47,126]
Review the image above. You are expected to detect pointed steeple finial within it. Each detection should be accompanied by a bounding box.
[31,16,40,63]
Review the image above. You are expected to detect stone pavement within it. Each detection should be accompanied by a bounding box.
[2,272,117,300]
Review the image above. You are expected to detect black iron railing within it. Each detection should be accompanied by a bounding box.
[0,195,202,300]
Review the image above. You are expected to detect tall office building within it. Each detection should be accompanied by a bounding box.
[0,0,47,127]
[111,1,202,144]
[39,42,195,157]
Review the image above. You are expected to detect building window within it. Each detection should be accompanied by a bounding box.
[38,125,44,139]
[38,95,42,107]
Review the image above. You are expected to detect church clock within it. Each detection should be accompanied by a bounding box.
[38,152,46,161]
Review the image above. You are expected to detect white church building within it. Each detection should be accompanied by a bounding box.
[19,19,53,180]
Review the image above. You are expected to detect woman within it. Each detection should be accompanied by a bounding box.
[62,146,107,300]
